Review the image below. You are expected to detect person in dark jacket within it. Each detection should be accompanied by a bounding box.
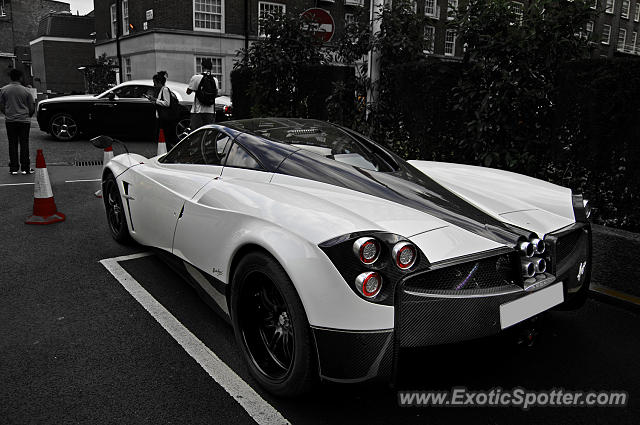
[0,69,35,174]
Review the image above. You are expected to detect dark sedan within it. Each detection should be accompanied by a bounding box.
[36,80,232,141]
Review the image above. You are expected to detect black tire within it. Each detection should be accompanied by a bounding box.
[49,113,80,141]
[230,252,317,397]
[103,173,132,244]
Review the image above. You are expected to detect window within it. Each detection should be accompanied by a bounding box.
[591,0,597,9]
[0,0,6,17]
[196,56,223,91]
[622,0,630,18]
[448,0,458,20]
[110,85,153,99]
[586,21,594,37]
[161,130,207,164]
[445,30,456,56]
[424,25,435,53]
[258,2,285,36]
[124,57,132,81]
[602,24,611,44]
[194,0,223,32]
[634,31,638,53]
[511,2,524,25]
[225,143,262,170]
[122,0,129,35]
[202,131,232,165]
[110,4,117,38]
[617,28,627,50]
[345,13,356,26]
[424,0,437,18]
[636,2,640,21]
[606,0,615,13]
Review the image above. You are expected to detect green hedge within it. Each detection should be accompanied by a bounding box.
[386,59,640,231]
[231,65,355,120]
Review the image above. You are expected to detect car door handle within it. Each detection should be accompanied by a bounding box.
[122,194,135,200]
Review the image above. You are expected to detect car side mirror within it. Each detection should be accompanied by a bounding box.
[108,92,116,101]
[90,135,114,149]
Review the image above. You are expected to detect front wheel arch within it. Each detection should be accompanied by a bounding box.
[229,249,319,396]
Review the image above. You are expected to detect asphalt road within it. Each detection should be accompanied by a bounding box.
[0,123,638,424]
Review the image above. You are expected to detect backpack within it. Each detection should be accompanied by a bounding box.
[157,87,181,121]
[195,73,218,106]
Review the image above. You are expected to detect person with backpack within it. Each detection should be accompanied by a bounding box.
[145,71,179,150]
[186,58,218,131]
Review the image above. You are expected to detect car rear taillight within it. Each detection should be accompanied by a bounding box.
[355,272,382,298]
[393,241,417,270]
[353,237,380,265]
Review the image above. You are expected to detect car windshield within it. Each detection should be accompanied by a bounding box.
[229,118,396,172]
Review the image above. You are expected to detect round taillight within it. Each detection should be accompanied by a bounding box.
[353,237,380,265]
[355,272,382,298]
[392,241,417,270]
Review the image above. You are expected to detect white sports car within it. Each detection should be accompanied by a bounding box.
[96,118,592,396]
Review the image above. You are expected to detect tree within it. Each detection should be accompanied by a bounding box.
[452,0,593,172]
[234,10,329,117]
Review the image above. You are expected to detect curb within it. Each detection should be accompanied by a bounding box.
[589,285,640,313]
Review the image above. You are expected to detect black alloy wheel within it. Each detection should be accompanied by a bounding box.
[103,173,132,244]
[50,113,79,141]
[231,252,317,397]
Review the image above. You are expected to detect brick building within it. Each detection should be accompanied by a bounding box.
[591,0,640,57]
[0,0,71,86]
[30,13,95,94]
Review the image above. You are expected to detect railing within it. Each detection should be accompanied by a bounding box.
[616,43,640,55]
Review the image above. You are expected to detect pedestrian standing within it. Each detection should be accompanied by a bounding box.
[0,69,35,175]
[186,58,218,131]
[145,72,178,150]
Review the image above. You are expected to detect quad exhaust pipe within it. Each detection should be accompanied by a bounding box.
[521,259,535,278]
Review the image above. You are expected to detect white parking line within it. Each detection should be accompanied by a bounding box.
[65,178,102,183]
[100,252,290,425]
[0,182,34,187]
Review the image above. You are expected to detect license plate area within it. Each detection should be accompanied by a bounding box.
[499,282,564,329]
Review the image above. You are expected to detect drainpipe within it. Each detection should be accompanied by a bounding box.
[244,0,250,51]
[116,0,123,83]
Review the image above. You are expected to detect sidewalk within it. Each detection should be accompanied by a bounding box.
[591,224,640,300]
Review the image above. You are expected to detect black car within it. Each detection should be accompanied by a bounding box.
[36,80,232,141]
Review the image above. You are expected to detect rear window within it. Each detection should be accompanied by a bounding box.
[229,118,395,172]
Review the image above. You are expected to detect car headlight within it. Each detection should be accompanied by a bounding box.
[319,231,429,305]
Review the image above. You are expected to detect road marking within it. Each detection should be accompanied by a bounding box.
[65,178,102,183]
[0,182,34,187]
[100,252,290,425]
[591,284,640,307]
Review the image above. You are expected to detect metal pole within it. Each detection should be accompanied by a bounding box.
[116,0,123,83]
[367,0,383,118]
[244,0,250,51]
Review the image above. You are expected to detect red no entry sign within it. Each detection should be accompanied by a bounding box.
[301,8,335,43]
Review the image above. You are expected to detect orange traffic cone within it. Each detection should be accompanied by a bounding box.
[25,150,65,225]
[157,128,167,155]
[94,146,114,198]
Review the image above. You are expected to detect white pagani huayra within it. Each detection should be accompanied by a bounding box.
[94,118,592,397]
